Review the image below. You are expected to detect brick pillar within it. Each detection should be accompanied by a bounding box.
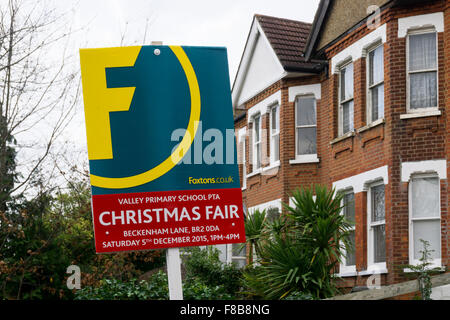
[353,57,366,129]
[355,191,368,271]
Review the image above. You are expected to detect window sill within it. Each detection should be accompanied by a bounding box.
[246,169,262,179]
[289,155,319,164]
[336,270,357,278]
[357,118,385,133]
[403,265,445,273]
[400,110,441,120]
[262,161,280,172]
[358,268,388,276]
[330,131,355,145]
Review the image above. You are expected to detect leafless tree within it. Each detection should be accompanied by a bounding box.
[0,0,80,202]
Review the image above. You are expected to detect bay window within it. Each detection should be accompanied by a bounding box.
[407,29,438,112]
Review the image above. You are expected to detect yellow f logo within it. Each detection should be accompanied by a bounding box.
[80,46,141,160]
[79,46,201,189]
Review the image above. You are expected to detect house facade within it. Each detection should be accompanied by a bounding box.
[230,0,450,298]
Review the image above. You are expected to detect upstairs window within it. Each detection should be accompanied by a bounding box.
[339,62,354,135]
[270,105,280,163]
[367,44,384,122]
[295,96,317,158]
[252,114,261,170]
[407,30,438,112]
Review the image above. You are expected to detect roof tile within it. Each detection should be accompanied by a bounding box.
[255,14,318,71]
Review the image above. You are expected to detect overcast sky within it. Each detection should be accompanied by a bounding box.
[51,0,320,162]
[69,0,320,81]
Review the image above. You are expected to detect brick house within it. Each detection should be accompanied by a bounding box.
[229,0,450,298]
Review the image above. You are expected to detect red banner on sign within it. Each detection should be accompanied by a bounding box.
[91,188,246,253]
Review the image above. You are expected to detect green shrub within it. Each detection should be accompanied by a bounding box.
[242,185,353,300]
[182,246,242,299]
[74,270,169,300]
[183,281,234,300]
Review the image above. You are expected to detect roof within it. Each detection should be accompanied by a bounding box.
[254,14,322,72]
[304,0,431,60]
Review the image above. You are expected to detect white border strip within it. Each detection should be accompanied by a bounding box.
[247,90,281,123]
[398,12,444,38]
[331,24,386,74]
[401,159,446,182]
[333,165,389,193]
[248,198,282,213]
[288,83,321,101]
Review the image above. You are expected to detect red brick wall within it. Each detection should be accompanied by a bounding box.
[233,0,449,294]
[317,0,448,288]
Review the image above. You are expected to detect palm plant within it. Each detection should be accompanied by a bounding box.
[243,209,267,264]
[242,184,353,299]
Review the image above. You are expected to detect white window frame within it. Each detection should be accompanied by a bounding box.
[294,95,318,162]
[339,188,356,275]
[338,60,354,136]
[240,136,247,190]
[366,41,384,124]
[252,113,262,171]
[408,173,441,268]
[406,27,439,114]
[367,181,386,271]
[226,242,247,268]
[269,103,280,165]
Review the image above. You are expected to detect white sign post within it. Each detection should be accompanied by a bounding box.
[166,247,183,300]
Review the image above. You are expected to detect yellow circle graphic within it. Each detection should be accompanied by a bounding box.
[90,46,201,189]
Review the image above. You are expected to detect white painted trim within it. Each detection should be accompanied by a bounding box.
[246,169,262,179]
[237,126,247,140]
[289,154,319,164]
[288,197,295,208]
[248,198,282,214]
[232,17,286,108]
[332,165,389,194]
[232,19,260,108]
[400,110,441,119]
[247,90,281,123]
[255,20,285,74]
[288,83,321,101]
[358,268,388,276]
[337,270,357,278]
[398,12,444,38]
[401,160,447,182]
[262,160,280,172]
[331,24,387,74]
[237,127,247,190]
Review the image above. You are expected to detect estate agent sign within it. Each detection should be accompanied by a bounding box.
[80,45,245,253]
